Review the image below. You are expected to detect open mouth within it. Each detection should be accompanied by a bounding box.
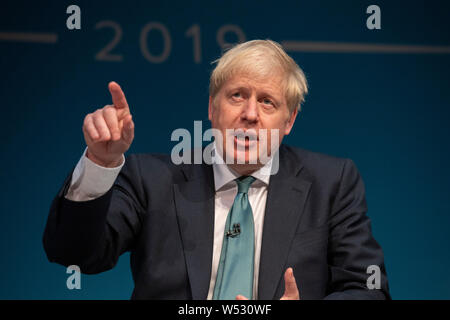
[233,129,258,148]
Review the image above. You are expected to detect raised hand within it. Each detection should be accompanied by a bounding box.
[82,81,134,167]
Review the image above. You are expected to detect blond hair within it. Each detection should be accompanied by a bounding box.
[209,39,308,112]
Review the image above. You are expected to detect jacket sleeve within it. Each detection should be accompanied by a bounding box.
[42,154,146,274]
[324,159,391,300]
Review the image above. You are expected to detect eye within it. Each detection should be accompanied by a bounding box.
[232,92,242,99]
[262,98,274,106]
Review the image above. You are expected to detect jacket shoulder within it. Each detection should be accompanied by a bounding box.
[280,145,356,181]
[283,144,348,166]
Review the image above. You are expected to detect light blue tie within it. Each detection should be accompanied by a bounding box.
[213,175,256,300]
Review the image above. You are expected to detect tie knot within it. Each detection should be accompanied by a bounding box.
[235,176,256,194]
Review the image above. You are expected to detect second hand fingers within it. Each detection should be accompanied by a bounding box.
[83,115,99,142]
[93,110,112,142]
[103,106,121,141]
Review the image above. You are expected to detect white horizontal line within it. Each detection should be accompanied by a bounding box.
[0,32,58,43]
[281,41,450,54]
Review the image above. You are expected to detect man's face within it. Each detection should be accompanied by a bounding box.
[208,72,298,173]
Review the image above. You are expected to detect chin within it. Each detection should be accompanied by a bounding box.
[233,150,256,164]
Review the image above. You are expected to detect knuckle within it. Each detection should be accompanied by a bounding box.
[83,113,92,123]
[104,106,117,118]
[92,110,101,120]
[107,108,117,118]
[93,112,105,122]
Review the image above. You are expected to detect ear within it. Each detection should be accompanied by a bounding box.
[284,108,298,135]
[208,96,213,121]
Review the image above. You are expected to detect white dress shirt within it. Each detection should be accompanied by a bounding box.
[65,146,272,299]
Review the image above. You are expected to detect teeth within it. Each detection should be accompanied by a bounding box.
[235,135,256,141]
[234,129,257,140]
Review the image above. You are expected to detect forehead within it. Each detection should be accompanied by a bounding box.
[222,72,285,96]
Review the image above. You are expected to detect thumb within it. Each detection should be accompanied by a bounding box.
[235,295,249,300]
[280,268,300,300]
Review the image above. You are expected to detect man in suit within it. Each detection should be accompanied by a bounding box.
[43,40,390,300]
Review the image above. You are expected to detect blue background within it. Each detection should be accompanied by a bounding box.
[1,0,449,299]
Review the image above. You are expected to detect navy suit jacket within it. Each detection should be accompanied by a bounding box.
[43,144,390,299]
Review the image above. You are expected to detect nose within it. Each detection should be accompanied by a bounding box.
[242,96,258,123]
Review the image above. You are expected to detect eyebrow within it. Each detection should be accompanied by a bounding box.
[226,85,248,92]
[225,83,285,106]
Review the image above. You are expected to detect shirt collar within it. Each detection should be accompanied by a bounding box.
[211,143,273,191]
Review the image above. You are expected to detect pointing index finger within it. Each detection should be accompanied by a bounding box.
[108,81,129,111]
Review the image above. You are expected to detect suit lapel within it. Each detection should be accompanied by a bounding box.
[173,163,215,300]
[172,146,311,300]
[258,146,312,299]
